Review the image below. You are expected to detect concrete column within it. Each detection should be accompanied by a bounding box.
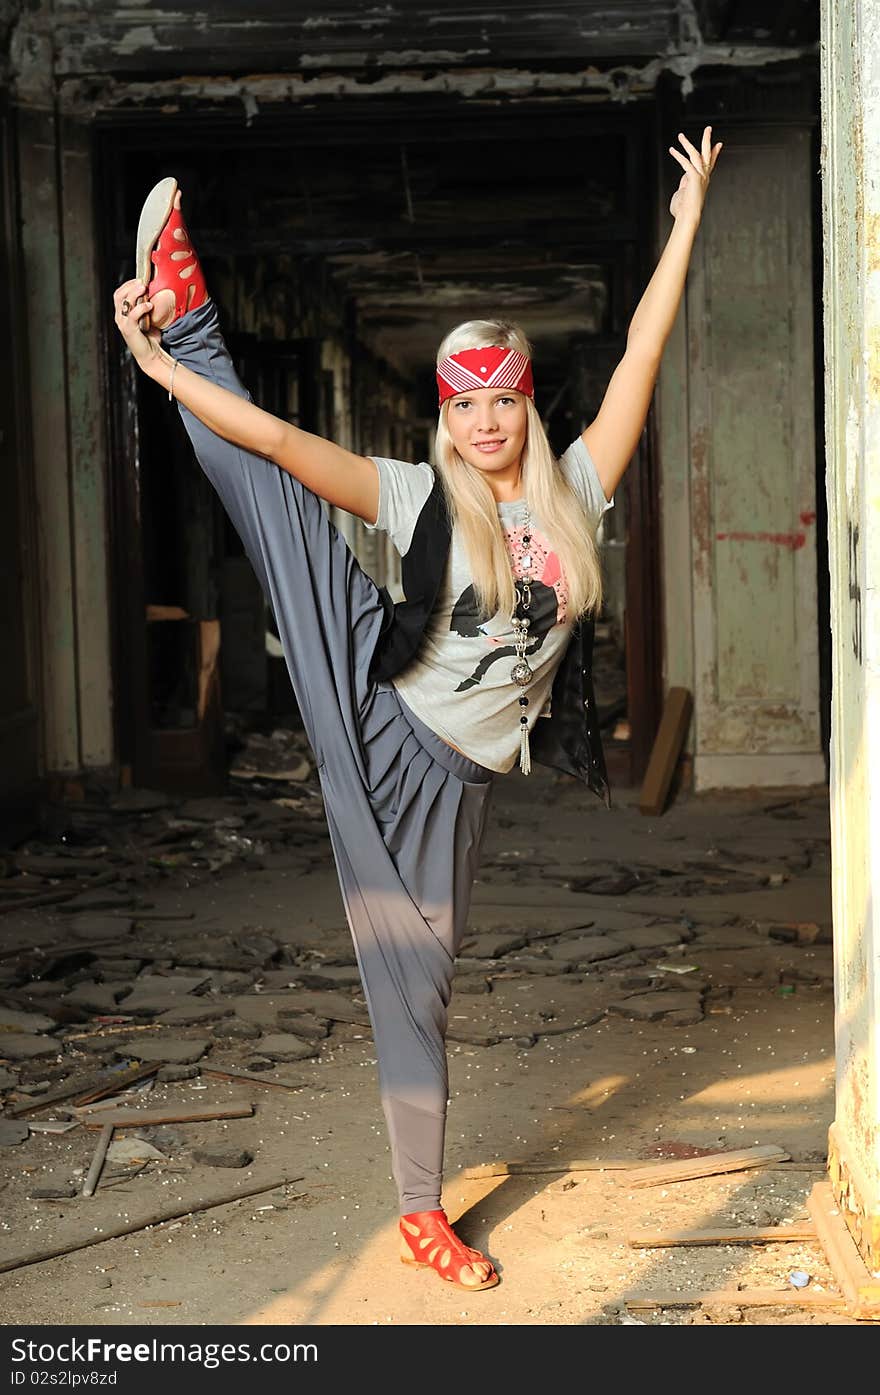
[820,0,880,1268]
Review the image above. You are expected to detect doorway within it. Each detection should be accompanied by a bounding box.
[98,98,663,792]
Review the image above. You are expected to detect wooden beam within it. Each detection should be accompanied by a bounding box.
[638,686,693,816]
[463,1158,642,1179]
[807,1181,880,1320]
[73,1063,160,1107]
[624,1288,844,1311]
[201,1067,305,1092]
[7,1063,159,1118]
[81,1124,114,1198]
[628,1222,817,1248]
[82,1102,253,1129]
[0,1174,304,1275]
[621,1144,790,1189]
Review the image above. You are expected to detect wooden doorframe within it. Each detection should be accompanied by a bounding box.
[0,98,43,837]
[624,106,664,781]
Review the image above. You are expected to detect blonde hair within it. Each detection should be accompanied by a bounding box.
[433,319,603,623]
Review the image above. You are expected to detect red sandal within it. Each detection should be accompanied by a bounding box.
[399,1209,499,1290]
[135,176,209,332]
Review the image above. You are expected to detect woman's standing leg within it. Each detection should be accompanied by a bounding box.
[320,683,495,1213]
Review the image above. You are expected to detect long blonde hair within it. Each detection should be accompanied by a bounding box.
[433,319,603,623]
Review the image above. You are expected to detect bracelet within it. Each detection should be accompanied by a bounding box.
[168,357,179,402]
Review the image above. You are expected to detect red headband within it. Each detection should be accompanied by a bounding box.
[436,346,534,407]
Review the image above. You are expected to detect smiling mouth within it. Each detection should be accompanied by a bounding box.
[473,439,507,450]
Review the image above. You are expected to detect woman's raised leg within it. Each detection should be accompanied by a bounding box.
[161,300,384,772]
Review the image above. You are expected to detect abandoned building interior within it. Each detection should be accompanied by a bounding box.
[1,0,879,1327]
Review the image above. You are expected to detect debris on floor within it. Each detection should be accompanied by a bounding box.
[0,769,843,1324]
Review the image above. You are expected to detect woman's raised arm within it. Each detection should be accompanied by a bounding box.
[582,125,722,502]
[112,279,379,525]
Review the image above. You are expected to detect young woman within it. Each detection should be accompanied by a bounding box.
[113,124,721,1292]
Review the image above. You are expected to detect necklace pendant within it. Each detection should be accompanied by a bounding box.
[511,659,533,686]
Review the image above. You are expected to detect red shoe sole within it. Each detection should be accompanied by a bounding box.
[135,177,178,332]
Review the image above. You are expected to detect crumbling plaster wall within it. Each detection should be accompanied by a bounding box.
[820,0,880,1267]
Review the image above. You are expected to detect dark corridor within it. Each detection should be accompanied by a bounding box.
[100,99,663,794]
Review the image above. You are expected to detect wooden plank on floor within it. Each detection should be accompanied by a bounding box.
[807,1180,880,1320]
[638,686,693,817]
[7,1063,158,1117]
[621,1144,789,1189]
[82,1102,253,1128]
[463,1159,641,1179]
[201,1068,305,1092]
[624,1288,844,1311]
[628,1222,817,1248]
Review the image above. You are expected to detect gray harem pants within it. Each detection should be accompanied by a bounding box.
[163,301,495,1214]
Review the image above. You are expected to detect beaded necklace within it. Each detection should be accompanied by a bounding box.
[510,501,534,774]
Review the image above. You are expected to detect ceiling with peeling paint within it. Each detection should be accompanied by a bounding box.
[17,1,819,84]
[70,1,817,404]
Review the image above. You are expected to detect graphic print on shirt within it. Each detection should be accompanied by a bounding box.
[451,522,569,692]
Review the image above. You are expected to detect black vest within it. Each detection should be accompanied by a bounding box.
[367,474,612,808]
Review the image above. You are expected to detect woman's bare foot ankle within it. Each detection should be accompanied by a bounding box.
[147,287,177,331]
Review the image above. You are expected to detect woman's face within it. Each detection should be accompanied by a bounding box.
[445,388,528,477]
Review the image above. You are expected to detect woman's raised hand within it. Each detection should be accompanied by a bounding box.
[113,279,164,375]
[668,125,722,224]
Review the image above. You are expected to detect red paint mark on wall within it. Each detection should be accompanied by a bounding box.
[715,530,807,550]
[800,510,816,526]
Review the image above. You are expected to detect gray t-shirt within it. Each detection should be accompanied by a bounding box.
[365,435,613,773]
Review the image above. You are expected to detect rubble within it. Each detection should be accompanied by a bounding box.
[67,916,134,941]
[106,1137,167,1165]
[154,1002,233,1026]
[191,1147,254,1168]
[545,934,634,963]
[606,990,705,1024]
[0,1034,61,1060]
[155,1065,200,1082]
[0,767,837,1323]
[230,728,312,783]
[110,1039,211,1065]
[0,1120,29,1146]
[212,1019,261,1041]
[0,1008,58,1033]
[61,983,124,1014]
[255,1034,319,1063]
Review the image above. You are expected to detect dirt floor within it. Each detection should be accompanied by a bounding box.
[0,754,855,1325]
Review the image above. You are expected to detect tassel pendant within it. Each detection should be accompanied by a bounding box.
[519,720,532,775]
